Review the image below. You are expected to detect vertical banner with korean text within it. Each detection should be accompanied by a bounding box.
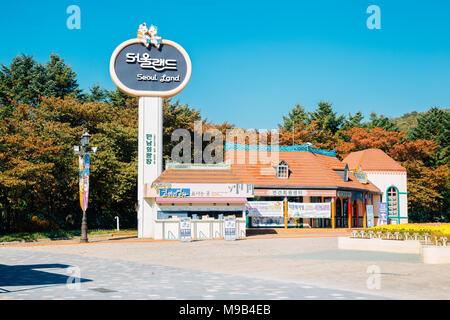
[78,155,84,211]
[79,154,90,212]
[82,154,90,212]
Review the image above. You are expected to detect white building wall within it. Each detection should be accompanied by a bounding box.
[366,171,408,224]
[144,203,246,239]
[372,195,381,226]
[142,199,158,238]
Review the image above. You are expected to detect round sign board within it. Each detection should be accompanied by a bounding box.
[110,38,192,97]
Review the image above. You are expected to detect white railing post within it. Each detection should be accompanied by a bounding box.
[115,216,120,231]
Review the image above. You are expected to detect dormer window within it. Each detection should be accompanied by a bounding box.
[277,161,289,179]
[334,164,349,182]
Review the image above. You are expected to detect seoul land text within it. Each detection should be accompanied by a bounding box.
[137,74,180,83]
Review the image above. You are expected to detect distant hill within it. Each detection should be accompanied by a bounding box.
[390,108,450,132]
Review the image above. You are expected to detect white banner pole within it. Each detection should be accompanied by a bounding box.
[137,96,163,238]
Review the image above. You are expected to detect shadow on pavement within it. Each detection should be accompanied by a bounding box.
[0,263,92,290]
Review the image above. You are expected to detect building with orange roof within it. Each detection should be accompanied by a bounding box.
[141,143,403,240]
[343,148,408,225]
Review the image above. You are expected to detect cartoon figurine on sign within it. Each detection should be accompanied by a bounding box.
[137,23,150,46]
[148,24,162,48]
[137,22,162,49]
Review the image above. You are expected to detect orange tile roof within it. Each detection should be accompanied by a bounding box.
[154,148,381,194]
[343,148,406,172]
[225,151,380,193]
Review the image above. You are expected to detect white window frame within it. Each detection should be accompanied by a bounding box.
[276,161,289,179]
[387,186,398,217]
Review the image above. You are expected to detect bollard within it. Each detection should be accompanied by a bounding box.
[115,216,120,231]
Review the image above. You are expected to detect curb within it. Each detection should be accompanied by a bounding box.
[0,232,137,246]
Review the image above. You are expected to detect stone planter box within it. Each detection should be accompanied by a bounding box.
[337,237,422,254]
[422,246,450,264]
[338,237,450,264]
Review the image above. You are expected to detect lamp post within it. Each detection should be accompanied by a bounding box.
[74,131,97,243]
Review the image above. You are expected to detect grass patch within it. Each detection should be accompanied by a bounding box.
[0,229,137,243]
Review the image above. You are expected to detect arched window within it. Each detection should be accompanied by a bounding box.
[276,161,289,179]
[387,186,399,217]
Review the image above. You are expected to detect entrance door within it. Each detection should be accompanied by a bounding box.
[352,200,358,227]
[336,198,343,228]
[342,199,348,228]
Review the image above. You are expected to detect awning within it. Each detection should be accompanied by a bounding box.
[156,197,248,205]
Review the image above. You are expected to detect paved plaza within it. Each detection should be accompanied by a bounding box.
[1,235,449,300]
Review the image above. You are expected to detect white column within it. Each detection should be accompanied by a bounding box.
[138,97,163,238]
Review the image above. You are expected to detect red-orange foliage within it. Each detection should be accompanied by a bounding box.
[335,126,448,215]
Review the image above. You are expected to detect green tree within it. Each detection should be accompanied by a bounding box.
[0,55,42,118]
[367,112,398,131]
[107,89,136,108]
[83,84,109,103]
[342,111,364,130]
[41,54,81,99]
[408,107,450,167]
[309,101,345,134]
[0,54,81,119]
[278,104,308,132]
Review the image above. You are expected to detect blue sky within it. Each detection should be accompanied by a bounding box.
[0,1,449,129]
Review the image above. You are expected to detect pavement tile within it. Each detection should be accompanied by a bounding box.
[0,247,386,300]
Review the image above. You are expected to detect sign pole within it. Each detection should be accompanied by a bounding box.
[137,97,163,238]
[331,197,336,229]
[78,153,91,243]
[363,193,367,228]
[348,197,352,228]
[110,23,192,239]
[284,196,288,229]
[80,210,88,242]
